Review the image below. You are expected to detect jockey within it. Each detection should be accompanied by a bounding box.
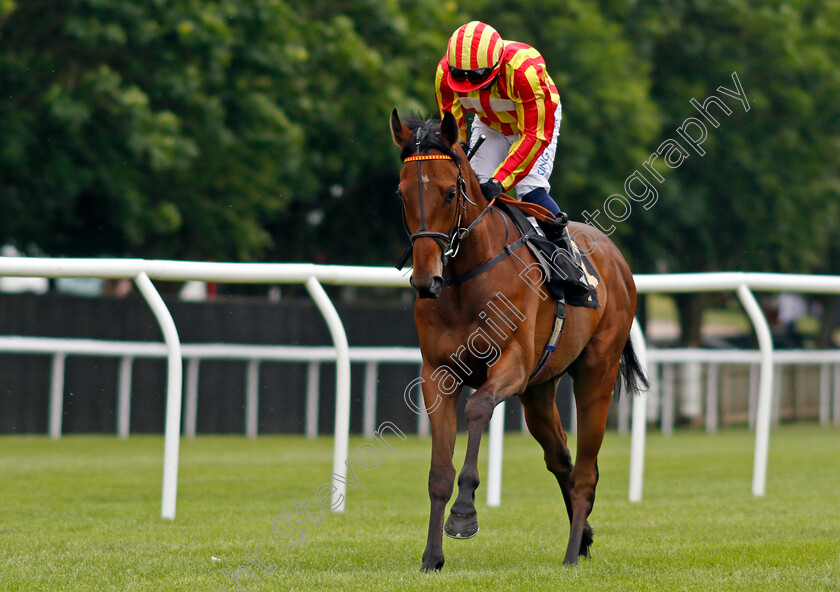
[435,21,568,240]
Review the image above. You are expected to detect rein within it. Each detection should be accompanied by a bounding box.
[395,142,553,289]
[395,149,495,272]
[395,133,568,385]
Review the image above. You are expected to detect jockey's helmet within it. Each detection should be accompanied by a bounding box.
[446,21,503,92]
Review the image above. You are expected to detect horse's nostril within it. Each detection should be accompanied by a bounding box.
[411,275,443,299]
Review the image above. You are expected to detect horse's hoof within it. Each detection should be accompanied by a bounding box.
[420,554,444,572]
[443,511,479,539]
[580,523,594,558]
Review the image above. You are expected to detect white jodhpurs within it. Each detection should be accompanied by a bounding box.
[467,102,562,197]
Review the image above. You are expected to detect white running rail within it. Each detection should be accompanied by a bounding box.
[0,258,411,520]
[2,258,839,515]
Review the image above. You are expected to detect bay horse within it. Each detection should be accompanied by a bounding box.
[390,109,647,571]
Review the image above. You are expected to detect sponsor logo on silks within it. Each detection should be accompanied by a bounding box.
[537,150,552,176]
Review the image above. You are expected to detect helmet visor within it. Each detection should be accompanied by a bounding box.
[447,61,499,92]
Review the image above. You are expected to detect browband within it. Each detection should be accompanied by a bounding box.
[403,154,453,162]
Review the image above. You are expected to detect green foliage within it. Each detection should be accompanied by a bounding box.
[1,0,838,272]
[615,0,840,273]
[274,0,462,264]
[458,0,660,255]
[0,0,304,259]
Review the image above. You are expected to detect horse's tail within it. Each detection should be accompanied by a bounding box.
[616,335,649,396]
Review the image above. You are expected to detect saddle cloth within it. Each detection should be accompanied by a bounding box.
[495,201,600,308]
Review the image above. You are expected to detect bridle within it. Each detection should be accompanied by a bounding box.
[395,142,496,271]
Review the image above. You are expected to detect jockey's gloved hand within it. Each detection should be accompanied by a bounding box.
[480,178,503,201]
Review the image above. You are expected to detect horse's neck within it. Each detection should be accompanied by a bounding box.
[441,198,509,299]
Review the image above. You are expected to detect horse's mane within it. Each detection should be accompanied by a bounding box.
[399,115,462,163]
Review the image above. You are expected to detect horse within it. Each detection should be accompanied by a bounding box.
[390,109,647,572]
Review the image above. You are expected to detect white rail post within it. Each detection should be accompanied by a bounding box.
[362,361,378,437]
[819,364,830,425]
[305,361,320,438]
[184,358,200,438]
[134,272,183,520]
[417,362,430,437]
[736,284,774,497]
[705,363,719,433]
[646,360,660,423]
[117,356,133,438]
[48,353,66,439]
[245,359,260,438]
[486,400,505,507]
[628,318,648,503]
[661,363,675,435]
[748,364,759,429]
[305,276,351,513]
[834,364,840,426]
[417,389,431,436]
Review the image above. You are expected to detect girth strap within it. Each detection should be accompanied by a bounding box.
[528,297,566,384]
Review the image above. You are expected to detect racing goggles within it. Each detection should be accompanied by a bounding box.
[448,62,498,85]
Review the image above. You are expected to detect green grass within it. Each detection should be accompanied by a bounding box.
[2,425,839,591]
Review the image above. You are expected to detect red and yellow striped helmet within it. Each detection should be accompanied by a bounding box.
[446,21,503,92]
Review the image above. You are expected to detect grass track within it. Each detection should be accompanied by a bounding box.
[1,425,839,591]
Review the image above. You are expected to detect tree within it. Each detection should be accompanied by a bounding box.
[437,0,661,260]
[266,0,461,264]
[0,0,464,263]
[0,0,316,259]
[612,0,840,344]
[3,0,837,285]
[618,0,840,274]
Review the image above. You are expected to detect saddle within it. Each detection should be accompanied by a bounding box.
[494,196,600,309]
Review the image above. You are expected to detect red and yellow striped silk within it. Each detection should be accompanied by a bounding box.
[447,21,503,71]
[435,41,560,191]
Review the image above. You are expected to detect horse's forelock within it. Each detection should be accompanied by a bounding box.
[399,117,460,163]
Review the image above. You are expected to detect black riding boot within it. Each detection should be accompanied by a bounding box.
[540,212,578,261]
[538,211,590,296]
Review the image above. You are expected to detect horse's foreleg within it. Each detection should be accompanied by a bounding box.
[443,390,491,539]
[520,378,575,526]
[563,360,620,566]
[421,376,459,572]
[445,350,526,540]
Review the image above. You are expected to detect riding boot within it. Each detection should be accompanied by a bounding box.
[538,211,590,297]
[540,213,581,267]
[521,189,589,295]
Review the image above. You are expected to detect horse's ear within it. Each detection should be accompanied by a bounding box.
[440,110,459,148]
[390,109,412,147]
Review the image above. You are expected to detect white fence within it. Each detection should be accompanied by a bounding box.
[630,273,840,501]
[0,259,411,519]
[1,258,839,519]
[0,337,425,439]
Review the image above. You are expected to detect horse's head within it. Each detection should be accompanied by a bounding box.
[391,109,472,299]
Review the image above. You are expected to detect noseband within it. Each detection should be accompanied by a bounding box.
[395,146,494,271]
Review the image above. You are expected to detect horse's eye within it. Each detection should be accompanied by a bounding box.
[446,187,457,203]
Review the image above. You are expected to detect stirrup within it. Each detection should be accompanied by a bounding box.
[539,210,570,243]
[540,215,584,276]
